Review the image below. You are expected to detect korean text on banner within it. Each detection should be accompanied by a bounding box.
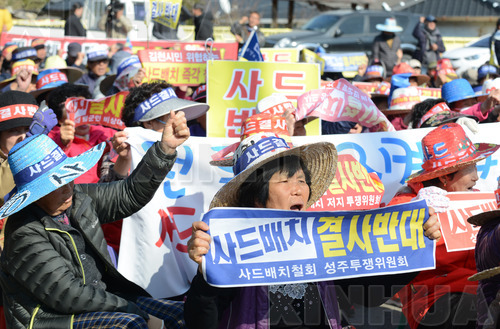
[261,48,300,63]
[65,91,128,130]
[296,78,395,132]
[320,52,367,73]
[202,200,435,287]
[207,60,321,137]
[150,0,182,29]
[438,192,497,252]
[138,49,220,86]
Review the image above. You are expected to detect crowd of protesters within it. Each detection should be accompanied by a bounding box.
[1,3,500,329]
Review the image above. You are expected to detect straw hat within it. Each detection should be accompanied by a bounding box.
[44,55,83,84]
[407,123,500,183]
[442,78,487,104]
[467,209,500,281]
[133,87,209,123]
[375,18,403,33]
[209,134,338,209]
[0,134,105,219]
[30,69,69,100]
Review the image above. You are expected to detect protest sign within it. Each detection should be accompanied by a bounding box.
[438,192,497,252]
[65,91,128,130]
[150,0,182,29]
[261,48,300,63]
[301,48,325,75]
[207,60,321,137]
[118,123,500,297]
[311,154,385,211]
[352,81,382,95]
[4,34,239,61]
[138,49,221,86]
[320,52,367,73]
[202,200,434,287]
[297,78,394,131]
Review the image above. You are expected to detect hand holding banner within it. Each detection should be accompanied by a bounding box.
[296,78,395,131]
[203,200,434,287]
[65,91,128,130]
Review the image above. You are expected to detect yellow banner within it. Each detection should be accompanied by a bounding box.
[261,48,300,63]
[301,48,325,75]
[150,0,182,29]
[207,60,321,137]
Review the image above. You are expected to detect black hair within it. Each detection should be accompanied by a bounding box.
[422,172,456,188]
[122,81,173,127]
[112,1,125,11]
[409,98,448,128]
[46,83,92,121]
[237,155,311,208]
[71,2,83,14]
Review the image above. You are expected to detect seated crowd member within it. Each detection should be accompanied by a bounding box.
[0,109,189,329]
[389,123,500,329]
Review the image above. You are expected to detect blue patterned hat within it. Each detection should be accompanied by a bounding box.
[0,134,105,219]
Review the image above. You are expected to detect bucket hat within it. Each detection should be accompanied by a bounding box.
[416,102,478,128]
[133,87,209,123]
[375,18,403,33]
[0,59,39,89]
[100,55,142,95]
[30,69,69,99]
[43,55,83,83]
[0,134,105,219]
[442,78,487,104]
[0,90,38,132]
[209,133,338,209]
[407,123,500,183]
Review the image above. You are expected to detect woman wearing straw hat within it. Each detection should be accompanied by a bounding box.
[372,17,403,77]
[185,133,339,328]
[0,110,189,329]
[388,123,500,329]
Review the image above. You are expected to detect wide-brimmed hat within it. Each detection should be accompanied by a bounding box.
[392,62,430,86]
[385,86,425,115]
[0,59,39,89]
[133,87,209,123]
[209,133,338,209]
[192,84,207,102]
[100,55,142,95]
[11,47,38,62]
[417,102,478,128]
[44,55,83,83]
[30,69,69,99]
[363,64,385,82]
[376,18,403,33]
[0,134,105,219]
[482,77,500,94]
[442,78,487,104]
[407,123,500,183]
[467,209,500,281]
[0,91,38,132]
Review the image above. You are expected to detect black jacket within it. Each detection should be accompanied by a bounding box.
[64,14,86,37]
[0,142,176,329]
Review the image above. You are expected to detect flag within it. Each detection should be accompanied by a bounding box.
[238,29,264,62]
[126,36,133,50]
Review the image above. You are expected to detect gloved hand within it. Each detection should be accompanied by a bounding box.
[26,101,58,137]
[412,186,450,213]
[456,117,479,134]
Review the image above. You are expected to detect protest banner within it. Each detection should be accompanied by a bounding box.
[301,48,325,75]
[150,0,182,29]
[320,52,367,73]
[261,48,300,63]
[202,200,434,287]
[118,123,500,297]
[297,78,394,131]
[207,60,321,137]
[65,91,128,130]
[311,154,385,211]
[438,192,497,252]
[138,49,221,86]
[389,87,441,109]
[3,33,239,61]
[352,81,382,95]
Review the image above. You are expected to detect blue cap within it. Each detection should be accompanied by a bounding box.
[441,78,476,103]
[425,15,436,22]
[478,64,499,80]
